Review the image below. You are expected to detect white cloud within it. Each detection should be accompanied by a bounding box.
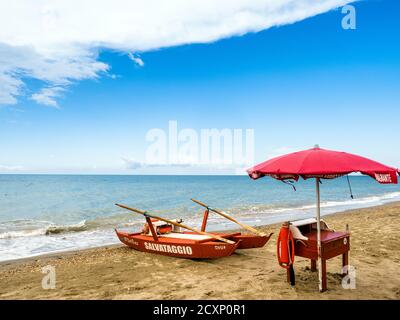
[0,164,24,172]
[122,157,192,170]
[0,0,353,106]
[0,42,108,106]
[122,157,254,175]
[0,72,23,105]
[122,158,145,170]
[31,86,65,107]
[128,52,144,67]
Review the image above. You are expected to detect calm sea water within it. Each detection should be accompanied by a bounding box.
[0,174,399,262]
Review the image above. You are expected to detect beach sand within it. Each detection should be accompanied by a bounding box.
[1,202,399,300]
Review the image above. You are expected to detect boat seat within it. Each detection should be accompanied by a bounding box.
[143,219,182,236]
[158,232,212,241]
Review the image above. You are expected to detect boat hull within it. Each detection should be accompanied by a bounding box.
[116,230,240,259]
[230,233,272,249]
[184,231,273,249]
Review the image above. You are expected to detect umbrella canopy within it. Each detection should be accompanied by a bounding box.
[247,146,399,292]
[248,146,399,184]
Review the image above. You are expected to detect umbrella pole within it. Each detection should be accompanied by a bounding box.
[316,178,323,292]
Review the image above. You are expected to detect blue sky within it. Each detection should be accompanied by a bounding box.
[0,0,399,174]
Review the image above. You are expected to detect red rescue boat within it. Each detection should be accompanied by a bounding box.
[115,229,240,259]
[115,204,242,259]
[115,201,272,259]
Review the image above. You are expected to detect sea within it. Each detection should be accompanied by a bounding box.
[0,174,399,262]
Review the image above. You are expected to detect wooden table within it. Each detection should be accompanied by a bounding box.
[293,230,350,291]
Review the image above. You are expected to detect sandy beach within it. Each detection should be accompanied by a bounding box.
[1,201,399,300]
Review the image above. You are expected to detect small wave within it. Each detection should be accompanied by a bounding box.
[45,220,88,235]
[307,191,400,210]
[0,228,49,239]
[230,191,400,217]
[0,214,144,239]
[0,220,89,239]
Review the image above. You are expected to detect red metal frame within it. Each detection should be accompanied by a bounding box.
[201,209,209,232]
[145,216,159,241]
[199,207,272,249]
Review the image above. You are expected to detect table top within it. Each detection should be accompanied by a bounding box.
[303,230,348,243]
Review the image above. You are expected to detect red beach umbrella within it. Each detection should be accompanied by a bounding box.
[247,145,399,291]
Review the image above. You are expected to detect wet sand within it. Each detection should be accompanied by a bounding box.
[1,202,399,300]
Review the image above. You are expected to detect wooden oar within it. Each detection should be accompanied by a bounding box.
[191,198,267,237]
[115,203,235,245]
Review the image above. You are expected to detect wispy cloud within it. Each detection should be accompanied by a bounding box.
[122,158,193,170]
[128,52,144,67]
[0,72,23,105]
[0,0,353,107]
[0,164,24,172]
[31,86,65,108]
[0,42,108,106]
[122,157,251,175]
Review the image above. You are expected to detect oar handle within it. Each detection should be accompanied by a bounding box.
[116,203,146,215]
[190,198,266,237]
[191,198,209,209]
[115,203,235,245]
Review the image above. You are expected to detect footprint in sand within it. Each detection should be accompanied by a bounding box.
[102,291,116,299]
[204,290,214,297]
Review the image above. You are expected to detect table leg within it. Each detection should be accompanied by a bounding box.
[311,259,317,272]
[342,252,349,275]
[321,259,327,292]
